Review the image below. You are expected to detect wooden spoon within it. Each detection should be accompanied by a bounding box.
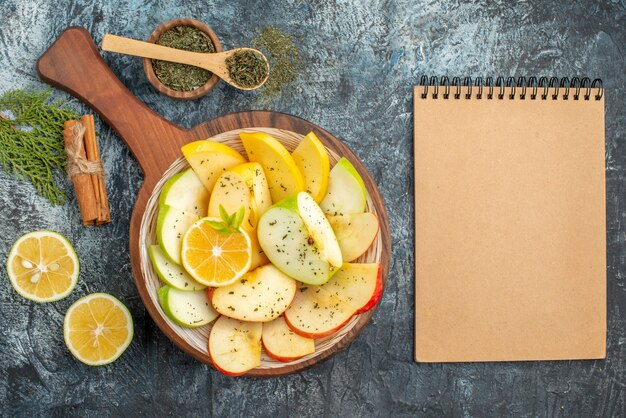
[101,34,269,90]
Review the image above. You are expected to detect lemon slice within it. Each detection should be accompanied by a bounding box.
[64,293,133,366]
[6,230,79,302]
[181,217,252,287]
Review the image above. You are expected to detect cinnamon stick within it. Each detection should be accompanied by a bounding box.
[81,115,111,224]
[63,120,99,225]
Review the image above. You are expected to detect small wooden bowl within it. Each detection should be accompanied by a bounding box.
[143,18,222,100]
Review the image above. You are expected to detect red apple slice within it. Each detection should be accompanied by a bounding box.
[262,316,315,362]
[326,263,382,313]
[352,264,383,314]
[208,316,262,376]
[284,263,382,338]
[211,265,296,322]
[327,213,379,262]
[283,284,355,339]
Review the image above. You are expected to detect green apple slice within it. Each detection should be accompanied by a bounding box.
[159,169,209,217]
[210,264,296,322]
[156,205,199,264]
[158,285,218,328]
[297,192,342,268]
[257,192,342,285]
[148,245,206,291]
[320,157,367,215]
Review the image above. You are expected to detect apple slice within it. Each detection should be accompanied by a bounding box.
[262,316,315,362]
[182,140,246,192]
[240,131,304,202]
[208,165,271,270]
[291,132,330,202]
[228,162,272,221]
[209,171,253,228]
[210,264,296,322]
[333,263,383,314]
[148,245,206,290]
[158,285,218,328]
[320,157,367,215]
[159,168,209,217]
[283,283,354,339]
[208,316,262,376]
[258,192,342,285]
[327,213,379,262]
[156,205,199,264]
[284,263,382,338]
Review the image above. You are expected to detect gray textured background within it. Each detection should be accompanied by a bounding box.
[1,0,625,416]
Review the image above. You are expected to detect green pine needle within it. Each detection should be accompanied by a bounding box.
[0,88,81,205]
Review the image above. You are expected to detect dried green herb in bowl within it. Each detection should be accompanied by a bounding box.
[153,25,215,92]
[225,50,269,89]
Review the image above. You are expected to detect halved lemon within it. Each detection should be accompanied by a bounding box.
[6,230,79,302]
[64,293,133,366]
[181,217,252,287]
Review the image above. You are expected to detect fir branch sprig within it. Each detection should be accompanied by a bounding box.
[0,88,81,205]
[206,205,246,234]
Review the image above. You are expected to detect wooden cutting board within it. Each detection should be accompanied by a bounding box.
[37,27,391,375]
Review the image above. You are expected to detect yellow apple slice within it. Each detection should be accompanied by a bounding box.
[181,140,246,193]
[210,264,296,322]
[262,316,315,362]
[240,131,304,202]
[208,317,262,376]
[209,171,253,228]
[229,162,272,222]
[327,212,379,262]
[208,168,269,270]
[209,163,272,229]
[291,132,330,202]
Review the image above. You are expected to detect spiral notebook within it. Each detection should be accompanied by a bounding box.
[414,77,606,362]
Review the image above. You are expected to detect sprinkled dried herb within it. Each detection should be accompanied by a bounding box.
[251,26,304,99]
[226,50,268,88]
[0,89,81,205]
[153,26,215,91]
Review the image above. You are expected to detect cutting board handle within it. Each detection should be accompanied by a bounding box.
[37,27,188,177]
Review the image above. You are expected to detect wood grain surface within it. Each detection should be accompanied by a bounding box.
[37,27,391,376]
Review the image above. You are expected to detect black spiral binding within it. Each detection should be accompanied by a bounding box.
[418,76,603,100]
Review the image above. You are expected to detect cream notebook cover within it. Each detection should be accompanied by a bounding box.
[414,77,606,362]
